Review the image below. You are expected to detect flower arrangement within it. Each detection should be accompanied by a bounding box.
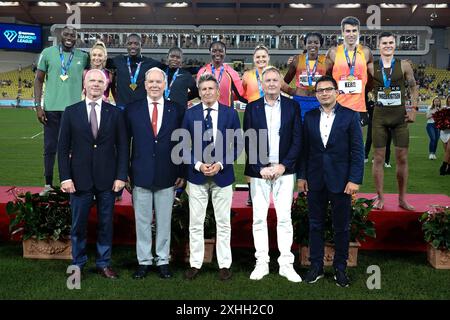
[432,108,450,130]
[419,205,450,251]
[292,193,376,246]
[6,187,71,241]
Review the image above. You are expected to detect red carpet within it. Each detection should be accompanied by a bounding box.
[1,186,449,252]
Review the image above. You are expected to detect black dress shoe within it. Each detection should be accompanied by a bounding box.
[97,266,119,279]
[133,265,151,279]
[158,264,173,279]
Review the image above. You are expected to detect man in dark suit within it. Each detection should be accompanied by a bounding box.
[58,69,128,279]
[182,73,242,281]
[244,66,302,283]
[125,67,185,280]
[297,75,364,287]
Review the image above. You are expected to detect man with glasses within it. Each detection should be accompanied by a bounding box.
[297,75,364,287]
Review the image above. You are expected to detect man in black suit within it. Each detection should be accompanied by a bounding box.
[298,75,364,287]
[58,69,128,279]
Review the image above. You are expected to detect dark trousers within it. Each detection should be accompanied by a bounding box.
[307,189,351,271]
[70,188,115,269]
[43,111,63,184]
[365,120,392,163]
[426,123,439,153]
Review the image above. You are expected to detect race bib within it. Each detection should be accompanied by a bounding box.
[376,86,402,106]
[338,78,362,94]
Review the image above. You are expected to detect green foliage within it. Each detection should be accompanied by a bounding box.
[419,206,450,250]
[6,187,71,241]
[292,193,376,245]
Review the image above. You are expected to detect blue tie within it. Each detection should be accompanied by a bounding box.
[204,107,215,163]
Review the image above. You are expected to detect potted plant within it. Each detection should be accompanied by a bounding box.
[171,191,216,263]
[292,193,376,267]
[6,187,72,260]
[419,205,450,269]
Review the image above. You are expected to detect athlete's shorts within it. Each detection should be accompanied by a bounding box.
[372,105,409,148]
[293,95,321,120]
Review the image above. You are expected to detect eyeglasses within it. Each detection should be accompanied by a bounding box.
[316,87,335,94]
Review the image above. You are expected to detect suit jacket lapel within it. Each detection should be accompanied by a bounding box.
[79,101,93,141]
[327,104,341,146]
[312,110,325,150]
[97,102,111,139]
[157,100,171,138]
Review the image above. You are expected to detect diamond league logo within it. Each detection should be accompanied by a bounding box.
[4,30,18,43]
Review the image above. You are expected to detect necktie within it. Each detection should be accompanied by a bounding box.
[151,102,158,136]
[204,107,213,144]
[89,102,98,139]
[204,107,214,163]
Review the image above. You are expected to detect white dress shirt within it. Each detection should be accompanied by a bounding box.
[195,101,223,171]
[264,96,281,163]
[319,106,336,147]
[147,96,164,134]
[86,97,103,130]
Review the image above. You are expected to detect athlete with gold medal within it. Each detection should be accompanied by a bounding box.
[370,31,419,211]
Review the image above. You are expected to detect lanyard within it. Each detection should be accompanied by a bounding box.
[59,46,74,76]
[165,68,180,99]
[380,58,395,88]
[127,56,142,85]
[255,69,264,98]
[344,46,358,77]
[211,64,224,84]
[305,53,318,86]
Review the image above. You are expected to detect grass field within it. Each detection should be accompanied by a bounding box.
[0,108,449,300]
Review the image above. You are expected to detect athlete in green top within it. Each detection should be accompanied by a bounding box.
[34,26,89,195]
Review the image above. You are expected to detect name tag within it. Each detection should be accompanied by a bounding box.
[377,89,402,106]
[338,79,362,94]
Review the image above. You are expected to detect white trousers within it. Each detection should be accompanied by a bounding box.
[251,174,295,266]
[187,181,233,269]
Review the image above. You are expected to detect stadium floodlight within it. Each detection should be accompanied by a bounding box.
[423,4,447,9]
[288,4,313,9]
[37,1,60,6]
[334,4,361,9]
[165,2,189,8]
[76,2,102,7]
[380,3,408,9]
[118,2,147,7]
[0,2,19,6]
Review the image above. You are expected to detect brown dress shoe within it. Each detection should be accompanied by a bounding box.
[184,267,200,280]
[219,268,232,281]
[97,266,119,279]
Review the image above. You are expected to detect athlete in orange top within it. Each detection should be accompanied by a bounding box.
[326,16,374,114]
[282,32,327,119]
[242,45,270,103]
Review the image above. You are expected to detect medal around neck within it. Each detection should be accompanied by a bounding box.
[129,83,137,91]
[60,74,69,81]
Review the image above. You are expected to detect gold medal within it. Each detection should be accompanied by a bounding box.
[60,74,69,81]
[347,75,355,81]
[384,87,391,95]
[129,83,137,91]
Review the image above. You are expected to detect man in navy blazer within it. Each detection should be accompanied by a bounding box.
[125,67,185,280]
[182,73,242,281]
[297,75,364,287]
[58,69,128,279]
[244,66,302,283]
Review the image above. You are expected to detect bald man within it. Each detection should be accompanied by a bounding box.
[58,69,128,279]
